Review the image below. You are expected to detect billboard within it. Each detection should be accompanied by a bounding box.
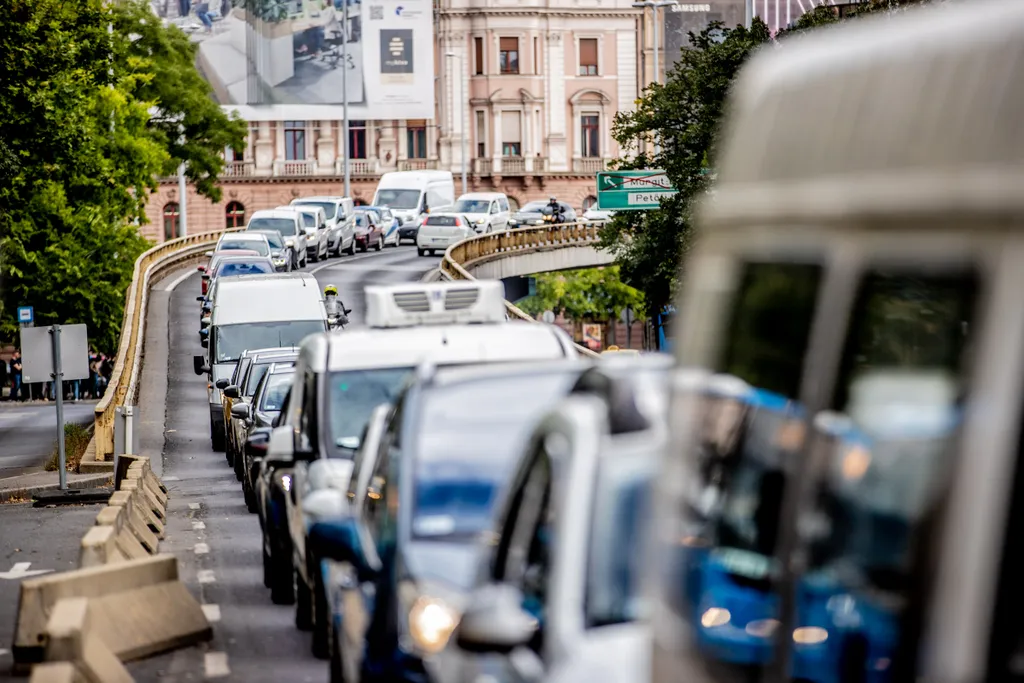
[663,1,745,70]
[151,0,434,120]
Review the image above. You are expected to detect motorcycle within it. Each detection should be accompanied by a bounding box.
[541,205,568,225]
[327,306,352,331]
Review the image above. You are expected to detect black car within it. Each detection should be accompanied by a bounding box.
[508,200,577,228]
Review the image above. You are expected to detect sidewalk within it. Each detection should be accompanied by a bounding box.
[0,470,113,503]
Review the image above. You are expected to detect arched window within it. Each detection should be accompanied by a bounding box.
[163,202,180,241]
[354,197,368,206]
[582,195,597,211]
[507,196,521,213]
[225,201,246,228]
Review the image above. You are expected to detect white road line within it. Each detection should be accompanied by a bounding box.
[308,250,403,274]
[0,411,38,420]
[192,521,206,530]
[164,268,197,292]
[194,543,210,555]
[204,651,231,678]
[189,502,201,510]
[197,570,216,584]
[201,604,221,623]
[163,476,180,481]
[0,648,9,657]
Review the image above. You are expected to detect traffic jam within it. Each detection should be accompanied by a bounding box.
[185,3,1023,677]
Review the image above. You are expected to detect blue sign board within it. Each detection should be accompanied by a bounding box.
[17,306,33,324]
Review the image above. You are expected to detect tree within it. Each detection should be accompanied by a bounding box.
[519,266,645,326]
[0,0,246,350]
[599,20,773,323]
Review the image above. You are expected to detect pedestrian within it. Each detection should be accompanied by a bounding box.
[195,1,212,31]
[90,353,102,398]
[178,0,191,19]
[10,350,23,401]
[0,355,7,401]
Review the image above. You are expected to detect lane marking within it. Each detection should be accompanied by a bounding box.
[193,521,206,530]
[194,543,209,555]
[163,476,180,482]
[0,648,9,657]
[201,604,221,622]
[322,264,432,273]
[197,570,216,584]
[307,249,414,274]
[0,411,39,420]
[189,503,201,510]
[164,268,197,292]
[204,651,231,678]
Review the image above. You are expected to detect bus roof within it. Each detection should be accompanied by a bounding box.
[702,0,1024,229]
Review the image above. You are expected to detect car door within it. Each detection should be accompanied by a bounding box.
[490,200,509,231]
[289,367,320,580]
[223,357,252,448]
[340,403,398,683]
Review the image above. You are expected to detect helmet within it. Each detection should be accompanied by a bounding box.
[549,197,557,203]
[324,285,338,296]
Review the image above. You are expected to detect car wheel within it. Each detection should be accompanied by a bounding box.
[374,234,382,251]
[269,539,296,605]
[243,470,258,513]
[312,555,329,658]
[233,444,243,481]
[417,248,426,257]
[311,249,319,264]
[329,617,346,683]
[347,238,356,255]
[296,573,313,631]
[262,542,273,588]
[301,254,308,268]
[212,420,225,453]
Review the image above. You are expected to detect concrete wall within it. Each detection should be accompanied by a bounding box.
[467,245,615,280]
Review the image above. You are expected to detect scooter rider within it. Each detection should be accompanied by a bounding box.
[544,196,566,224]
[323,284,349,328]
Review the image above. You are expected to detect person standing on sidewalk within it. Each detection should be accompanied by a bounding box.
[10,350,23,401]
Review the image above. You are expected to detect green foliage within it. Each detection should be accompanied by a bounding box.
[0,0,245,349]
[518,266,645,322]
[601,20,772,319]
[46,423,93,473]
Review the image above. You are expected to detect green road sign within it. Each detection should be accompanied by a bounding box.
[596,170,677,210]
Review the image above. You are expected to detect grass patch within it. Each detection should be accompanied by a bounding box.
[44,423,92,474]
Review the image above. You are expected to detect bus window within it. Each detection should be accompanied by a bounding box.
[658,260,822,683]
[797,270,976,683]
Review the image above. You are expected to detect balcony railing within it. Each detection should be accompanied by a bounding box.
[501,156,526,174]
[573,158,606,174]
[335,158,377,176]
[273,160,316,176]
[222,160,256,177]
[473,158,492,174]
[398,158,437,171]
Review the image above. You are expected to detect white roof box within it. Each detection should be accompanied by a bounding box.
[364,281,507,328]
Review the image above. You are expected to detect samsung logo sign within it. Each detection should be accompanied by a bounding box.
[671,3,711,10]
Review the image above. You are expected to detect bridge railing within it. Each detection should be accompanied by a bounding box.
[440,221,606,358]
[93,227,243,461]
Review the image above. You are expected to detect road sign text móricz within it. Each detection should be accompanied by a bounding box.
[596,170,677,211]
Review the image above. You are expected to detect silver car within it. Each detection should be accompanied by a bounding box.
[245,210,308,269]
[277,205,329,263]
[291,196,357,257]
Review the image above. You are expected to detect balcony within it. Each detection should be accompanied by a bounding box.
[501,156,526,174]
[473,158,492,174]
[573,158,606,174]
[398,159,438,171]
[273,160,316,176]
[335,158,377,176]
[222,160,256,177]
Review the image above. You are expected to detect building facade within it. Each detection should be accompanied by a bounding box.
[144,0,642,243]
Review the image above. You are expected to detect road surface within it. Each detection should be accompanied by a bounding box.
[0,402,98,478]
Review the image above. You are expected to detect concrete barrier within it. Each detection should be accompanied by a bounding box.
[41,597,134,683]
[106,491,159,554]
[12,555,212,670]
[94,504,150,561]
[28,662,78,683]
[78,526,128,569]
[119,480,165,536]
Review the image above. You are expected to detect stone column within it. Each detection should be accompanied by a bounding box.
[253,121,274,176]
[316,120,337,175]
[545,32,568,171]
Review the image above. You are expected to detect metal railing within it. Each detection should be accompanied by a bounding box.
[93,227,243,460]
[439,221,607,358]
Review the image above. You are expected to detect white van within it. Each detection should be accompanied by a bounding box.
[371,170,455,234]
[451,192,511,233]
[276,205,328,263]
[290,196,356,257]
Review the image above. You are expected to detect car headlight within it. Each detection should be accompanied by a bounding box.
[792,626,828,645]
[408,596,460,655]
[701,607,731,628]
[476,218,485,224]
[285,239,294,247]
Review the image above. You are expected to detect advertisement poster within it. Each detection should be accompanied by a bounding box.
[149,0,434,120]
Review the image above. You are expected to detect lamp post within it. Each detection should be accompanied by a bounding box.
[342,0,351,197]
[445,52,468,196]
[632,0,677,154]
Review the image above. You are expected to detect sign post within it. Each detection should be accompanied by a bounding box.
[596,170,678,210]
[51,326,67,491]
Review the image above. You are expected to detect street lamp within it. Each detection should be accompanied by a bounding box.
[632,0,676,155]
[445,52,468,196]
[342,0,351,197]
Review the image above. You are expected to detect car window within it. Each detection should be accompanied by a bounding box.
[251,231,284,249]
[297,369,318,453]
[426,216,457,227]
[260,373,293,412]
[499,197,509,211]
[301,213,316,228]
[232,357,252,386]
[216,261,273,277]
[219,239,269,256]
[247,217,298,237]
[363,399,401,545]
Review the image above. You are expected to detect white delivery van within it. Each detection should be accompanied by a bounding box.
[371,170,455,234]
[290,196,356,256]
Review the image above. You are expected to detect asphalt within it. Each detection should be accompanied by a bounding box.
[126,244,434,681]
[0,402,98,479]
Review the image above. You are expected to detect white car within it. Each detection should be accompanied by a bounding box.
[291,196,357,256]
[416,213,476,257]
[438,361,669,683]
[583,207,614,223]
[245,210,308,269]
[451,192,511,233]
[277,205,329,263]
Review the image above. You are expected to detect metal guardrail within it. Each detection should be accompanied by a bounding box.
[93,228,243,460]
[440,221,606,358]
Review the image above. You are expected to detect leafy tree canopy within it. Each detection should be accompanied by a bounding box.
[0,0,245,350]
[519,266,645,322]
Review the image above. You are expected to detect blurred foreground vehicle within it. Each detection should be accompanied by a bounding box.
[647,2,1024,682]
[442,359,669,683]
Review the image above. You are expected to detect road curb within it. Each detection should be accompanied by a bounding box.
[0,474,114,504]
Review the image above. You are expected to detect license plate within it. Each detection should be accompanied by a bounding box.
[432,238,446,243]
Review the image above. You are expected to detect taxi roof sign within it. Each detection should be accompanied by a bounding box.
[363,281,508,328]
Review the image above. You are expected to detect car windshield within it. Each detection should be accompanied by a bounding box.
[375,189,421,210]
[247,217,297,236]
[586,452,656,628]
[219,240,269,256]
[244,360,294,397]
[294,201,336,219]
[300,213,316,228]
[215,261,273,278]
[213,321,325,363]
[354,215,369,227]
[453,200,490,213]
[519,201,548,213]
[327,367,414,457]
[249,231,284,249]
[260,373,293,412]
[411,371,579,541]
[426,216,457,226]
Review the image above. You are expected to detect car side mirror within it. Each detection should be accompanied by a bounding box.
[222,384,240,398]
[201,317,211,328]
[455,584,538,654]
[204,251,214,257]
[302,488,347,522]
[306,516,380,581]
[266,425,295,467]
[231,402,249,418]
[193,355,207,376]
[196,296,205,302]
[215,378,230,390]
[201,339,209,349]
[197,266,206,273]
[343,308,352,315]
